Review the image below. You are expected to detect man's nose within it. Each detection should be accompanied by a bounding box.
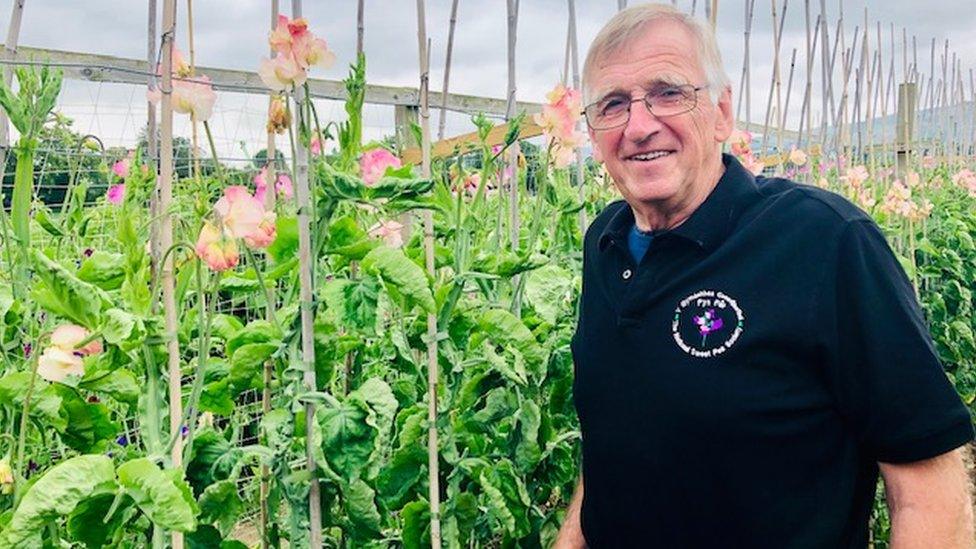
[622,99,662,143]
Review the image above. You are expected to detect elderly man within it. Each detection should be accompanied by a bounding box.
[555,4,974,548]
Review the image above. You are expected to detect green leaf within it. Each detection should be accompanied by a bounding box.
[198,479,243,534]
[77,251,126,290]
[477,308,545,367]
[31,249,110,328]
[479,459,531,537]
[316,401,375,481]
[401,500,430,549]
[10,143,35,250]
[56,386,120,452]
[344,478,382,539]
[66,490,134,549]
[229,342,278,394]
[321,277,379,333]
[34,204,63,237]
[117,458,198,532]
[1,455,116,548]
[0,373,64,430]
[472,250,549,278]
[80,368,139,406]
[225,320,281,357]
[0,283,13,320]
[362,246,434,313]
[210,314,244,341]
[482,341,527,386]
[199,379,236,416]
[376,445,425,509]
[101,308,147,352]
[267,215,299,263]
[514,399,542,473]
[524,264,575,324]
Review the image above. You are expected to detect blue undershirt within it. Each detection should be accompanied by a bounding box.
[627,223,655,265]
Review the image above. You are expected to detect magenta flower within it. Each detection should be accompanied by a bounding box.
[107,184,126,205]
[112,157,130,179]
[253,166,270,203]
[693,309,724,346]
[275,173,293,198]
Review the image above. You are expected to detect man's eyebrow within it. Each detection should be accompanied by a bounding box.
[590,77,687,103]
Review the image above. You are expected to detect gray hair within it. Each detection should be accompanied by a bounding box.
[582,3,731,105]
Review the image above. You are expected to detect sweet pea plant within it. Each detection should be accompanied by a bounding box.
[0,15,972,548]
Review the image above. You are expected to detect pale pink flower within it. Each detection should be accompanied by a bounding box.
[275,173,293,198]
[905,171,921,188]
[728,129,753,158]
[147,76,217,121]
[740,153,765,176]
[50,324,102,356]
[368,220,405,248]
[360,148,402,185]
[952,169,976,196]
[106,184,126,205]
[921,155,937,170]
[310,135,324,156]
[244,212,278,249]
[293,35,336,70]
[788,147,808,166]
[214,186,265,239]
[153,47,191,79]
[258,53,307,92]
[195,222,240,271]
[269,15,311,56]
[37,347,84,383]
[840,166,869,188]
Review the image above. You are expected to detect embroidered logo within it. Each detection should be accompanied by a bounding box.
[672,290,744,358]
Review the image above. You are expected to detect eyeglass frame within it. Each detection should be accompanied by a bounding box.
[582,83,709,131]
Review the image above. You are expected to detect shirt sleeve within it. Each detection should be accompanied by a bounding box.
[819,219,974,463]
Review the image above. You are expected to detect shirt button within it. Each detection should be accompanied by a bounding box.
[622,268,633,280]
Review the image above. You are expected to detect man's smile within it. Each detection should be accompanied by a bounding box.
[624,150,676,162]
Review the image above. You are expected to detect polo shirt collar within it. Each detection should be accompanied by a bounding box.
[598,153,762,252]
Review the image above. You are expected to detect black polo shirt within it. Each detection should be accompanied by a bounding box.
[571,154,973,548]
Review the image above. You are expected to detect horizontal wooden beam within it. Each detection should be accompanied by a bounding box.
[401,119,545,164]
[0,44,544,118]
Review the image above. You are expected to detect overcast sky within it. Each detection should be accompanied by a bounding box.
[3,0,975,159]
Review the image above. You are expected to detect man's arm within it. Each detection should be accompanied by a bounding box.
[880,446,974,548]
[553,476,587,548]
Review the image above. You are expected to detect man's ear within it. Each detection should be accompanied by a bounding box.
[714,85,735,142]
[588,128,603,163]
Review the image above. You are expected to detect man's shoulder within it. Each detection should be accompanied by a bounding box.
[584,199,629,244]
[753,175,873,227]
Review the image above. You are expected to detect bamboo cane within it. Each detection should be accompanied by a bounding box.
[259,3,279,546]
[817,0,829,151]
[759,0,786,159]
[288,2,321,546]
[414,3,442,546]
[159,1,182,548]
[568,0,586,232]
[780,48,797,161]
[0,0,25,180]
[736,0,755,124]
[506,0,520,317]
[357,0,365,57]
[800,2,815,148]
[437,0,459,141]
[618,0,627,10]
[148,0,160,310]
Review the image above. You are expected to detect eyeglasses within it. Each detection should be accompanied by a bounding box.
[583,84,707,130]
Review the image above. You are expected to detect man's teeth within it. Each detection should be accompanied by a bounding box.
[631,151,672,160]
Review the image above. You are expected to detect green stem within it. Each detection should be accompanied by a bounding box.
[243,247,281,331]
[141,344,163,455]
[14,337,41,496]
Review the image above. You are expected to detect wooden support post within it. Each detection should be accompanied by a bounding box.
[0,0,25,186]
[289,2,321,546]
[159,0,182,548]
[896,82,917,177]
[260,4,279,546]
[506,0,520,316]
[568,0,586,232]
[437,0,459,141]
[395,104,419,243]
[147,0,160,306]
[414,3,442,547]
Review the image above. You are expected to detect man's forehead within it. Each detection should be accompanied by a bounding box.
[590,74,686,102]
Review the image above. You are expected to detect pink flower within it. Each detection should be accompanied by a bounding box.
[359,148,402,185]
[728,129,753,158]
[106,184,126,205]
[840,166,869,188]
[534,84,585,168]
[214,186,265,239]
[368,220,405,248]
[740,153,765,176]
[195,222,239,271]
[112,157,129,179]
[293,35,336,70]
[921,155,936,170]
[268,15,335,71]
[244,212,278,249]
[310,135,324,156]
[788,147,808,166]
[275,173,293,198]
[269,15,310,55]
[50,324,102,356]
[952,169,976,197]
[258,53,307,92]
[147,76,217,121]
